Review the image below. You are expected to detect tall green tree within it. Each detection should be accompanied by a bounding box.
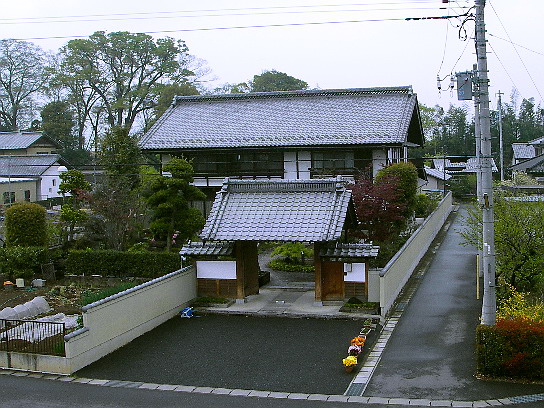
[99,126,143,189]
[58,169,90,243]
[143,158,205,251]
[250,70,308,92]
[153,82,199,120]
[41,101,77,148]
[59,31,194,132]
[0,39,51,130]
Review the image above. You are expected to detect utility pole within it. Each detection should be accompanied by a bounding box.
[473,64,483,279]
[475,0,496,325]
[497,91,504,181]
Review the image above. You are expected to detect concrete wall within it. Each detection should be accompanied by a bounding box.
[372,192,453,317]
[0,266,197,374]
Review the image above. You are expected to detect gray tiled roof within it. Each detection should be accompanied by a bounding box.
[432,157,498,173]
[511,153,544,173]
[512,143,535,160]
[0,131,56,150]
[200,177,353,242]
[0,154,62,177]
[424,166,451,181]
[320,243,380,259]
[179,241,234,257]
[140,87,421,150]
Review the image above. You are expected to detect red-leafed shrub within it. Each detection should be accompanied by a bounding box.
[476,318,544,380]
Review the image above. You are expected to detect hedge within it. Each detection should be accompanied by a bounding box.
[476,319,544,380]
[66,250,181,278]
[5,202,47,247]
[0,247,49,280]
[268,258,315,273]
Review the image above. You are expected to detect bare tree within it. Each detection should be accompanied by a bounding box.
[0,39,51,130]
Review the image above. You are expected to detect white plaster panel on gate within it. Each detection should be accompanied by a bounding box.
[196,260,236,279]
[343,263,366,282]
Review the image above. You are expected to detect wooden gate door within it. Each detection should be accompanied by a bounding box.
[321,261,344,301]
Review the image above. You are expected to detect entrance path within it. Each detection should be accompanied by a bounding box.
[361,206,544,401]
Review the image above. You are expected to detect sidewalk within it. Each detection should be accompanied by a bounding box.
[361,206,544,401]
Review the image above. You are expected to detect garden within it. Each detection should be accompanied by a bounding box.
[462,183,544,382]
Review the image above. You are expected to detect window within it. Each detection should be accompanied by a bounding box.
[52,179,56,186]
[3,191,15,204]
[24,190,31,202]
[311,151,354,176]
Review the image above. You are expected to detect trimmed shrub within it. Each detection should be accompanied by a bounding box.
[268,258,315,273]
[0,247,49,280]
[476,319,544,380]
[5,202,47,247]
[66,250,181,278]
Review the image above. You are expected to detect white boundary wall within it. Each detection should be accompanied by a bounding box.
[373,192,453,317]
[0,266,196,374]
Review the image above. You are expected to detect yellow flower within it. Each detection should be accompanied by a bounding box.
[342,356,358,367]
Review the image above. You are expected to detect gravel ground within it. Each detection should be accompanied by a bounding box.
[77,314,376,395]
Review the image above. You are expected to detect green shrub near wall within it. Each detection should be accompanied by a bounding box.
[476,319,544,380]
[5,202,48,247]
[65,250,181,278]
[0,247,49,280]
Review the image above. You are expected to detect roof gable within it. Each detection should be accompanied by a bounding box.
[200,177,354,242]
[511,153,544,173]
[140,87,424,151]
[0,131,59,150]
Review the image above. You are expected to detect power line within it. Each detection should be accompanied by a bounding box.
[0,1,456,23]
[488,33,544,57]
[488,0,543,103]
[0,6,468,26]
[487,41,520,98]
[9,13,470,42]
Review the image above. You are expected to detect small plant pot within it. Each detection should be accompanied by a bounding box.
[344,365,355,373]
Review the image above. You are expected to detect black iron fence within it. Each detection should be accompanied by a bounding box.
[0,319,66,356]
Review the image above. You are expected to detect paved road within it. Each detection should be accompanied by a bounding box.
[77,314,374,395]
[363,206,544,401]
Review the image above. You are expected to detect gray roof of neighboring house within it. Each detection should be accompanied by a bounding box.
[139,87,424,151]
[179,241,234,257]
[320,243,380,259]
[200,177,354,242]
[432,157,498,173]
[0,154,63,177]
[528,136,544,145]
[424,166,451,181]
[510,154,544,173]
[512,143,535,160]
[0,131,59,150]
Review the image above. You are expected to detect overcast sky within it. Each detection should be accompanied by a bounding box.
[1,0,542,112]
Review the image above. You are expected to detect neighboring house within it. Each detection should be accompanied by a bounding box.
[419,166,451,193]
[0,155,67,201]
[510,136,544,181]
[431,157,498,176]
[139,87,425,199]
[0,177,38,204]
[0,131,60,156]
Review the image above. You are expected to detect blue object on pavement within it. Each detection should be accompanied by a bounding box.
[180,307,199,318]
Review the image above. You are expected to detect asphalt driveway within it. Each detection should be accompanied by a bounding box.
[77,315,375,395]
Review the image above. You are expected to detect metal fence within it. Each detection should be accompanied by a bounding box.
[0,319,66,356]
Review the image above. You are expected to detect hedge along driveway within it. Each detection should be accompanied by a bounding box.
[77,315,371,395]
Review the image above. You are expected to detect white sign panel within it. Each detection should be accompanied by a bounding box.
[344,263,366,282]
[196,261,237,280]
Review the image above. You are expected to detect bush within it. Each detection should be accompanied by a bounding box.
[375,162,419,215]
[271,242,313,264]
[476,319,544,380]
[66,250,181,278]
[447,175,477,199]
[0,247,49,280]
[268,258,314,273]
[5,202,47,247]
[414,192,441,218]
[80,282,137,306]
